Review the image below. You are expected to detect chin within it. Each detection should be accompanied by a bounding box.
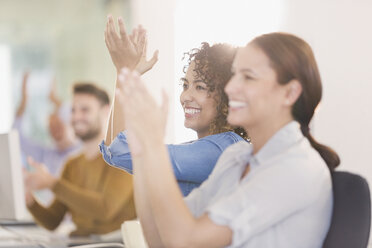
[184,120,193,129]
[227,115,244,127]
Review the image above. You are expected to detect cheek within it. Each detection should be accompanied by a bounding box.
[202,99,218,119]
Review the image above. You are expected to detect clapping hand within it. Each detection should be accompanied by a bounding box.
[115,68,168,156]
[130,26,159,75]
[23,157,57,191]
[104,15,158,75]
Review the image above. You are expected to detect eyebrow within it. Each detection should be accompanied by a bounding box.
[180,77,188,83]
[193,79,205,84]
[232,67,258,77]
[180,78,205,84]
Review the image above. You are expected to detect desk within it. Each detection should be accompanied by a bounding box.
[0,223,124,248]
[0,224,66,248]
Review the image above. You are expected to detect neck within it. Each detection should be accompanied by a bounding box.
[196,127,212,139]
[82,131,104,160]
[246,116,293,154]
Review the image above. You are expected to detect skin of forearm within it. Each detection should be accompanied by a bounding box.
[133,157,164,247]
[105,80,127,145]
[104,107,113,145]
[137,143,197,246]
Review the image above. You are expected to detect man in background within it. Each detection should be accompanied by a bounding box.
[24,83,136,236]
[14,71,81,176]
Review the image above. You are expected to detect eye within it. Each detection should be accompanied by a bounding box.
[196,85,206,90]
[181,82,188,90]
[243,74,254,81]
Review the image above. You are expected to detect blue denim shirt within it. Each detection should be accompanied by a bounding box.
[99,131,245,196]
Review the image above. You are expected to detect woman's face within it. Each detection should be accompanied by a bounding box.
[225,43,289,130]
[180,61,218,138]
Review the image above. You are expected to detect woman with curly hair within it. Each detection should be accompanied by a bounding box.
[100,16,247,196]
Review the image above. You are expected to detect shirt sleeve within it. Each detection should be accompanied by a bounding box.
[28,198,67,231]
[100,131,133,174]
[205,161,324,247]
[100,132,235,184]
[12,117,47,163]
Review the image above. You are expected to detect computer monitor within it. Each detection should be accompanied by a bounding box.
[0,129,29,221]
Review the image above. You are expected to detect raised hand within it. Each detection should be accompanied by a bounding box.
[15,71,30,117]
[104,15,145,73]
[23,157,57,191]
[130,26,159,75]
[115,68,168,156]
[49,76,62,109]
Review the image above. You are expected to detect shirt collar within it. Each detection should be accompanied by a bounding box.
[252,121,304,166]
[232,141,253,165]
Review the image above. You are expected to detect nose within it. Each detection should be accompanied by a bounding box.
[224,74,239,97]
[180,87,194,106]
[71,109,82,123]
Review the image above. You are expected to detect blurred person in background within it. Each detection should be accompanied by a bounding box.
[23,83,136,236]
[14,71,81,176]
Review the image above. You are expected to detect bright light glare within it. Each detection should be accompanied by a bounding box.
[0,45,11,134]
[174,0,285,143]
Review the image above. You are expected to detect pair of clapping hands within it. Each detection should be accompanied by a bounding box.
[105,15,168,156]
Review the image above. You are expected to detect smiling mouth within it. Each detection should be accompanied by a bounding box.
[184,108,201,115]
[229,101,247,108]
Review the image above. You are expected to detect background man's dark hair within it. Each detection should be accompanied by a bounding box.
[73,83,110,106]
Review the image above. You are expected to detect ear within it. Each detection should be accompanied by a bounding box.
[283,79,302,106]
[101,104,111,118]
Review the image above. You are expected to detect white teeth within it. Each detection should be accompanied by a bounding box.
[229,101,247,108]
[184,108,201,114]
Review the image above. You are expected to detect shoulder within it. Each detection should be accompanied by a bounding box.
[212,141,253,172]
[200,132,246,149]
[269,139,331,190]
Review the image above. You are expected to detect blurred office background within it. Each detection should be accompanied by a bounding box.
[0,0,371,243]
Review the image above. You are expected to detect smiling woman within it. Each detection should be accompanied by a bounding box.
[181,43,247,139]
[100,18,247,197]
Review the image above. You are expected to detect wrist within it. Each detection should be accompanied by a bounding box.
[25,191,35,207]
[47,176,58,189]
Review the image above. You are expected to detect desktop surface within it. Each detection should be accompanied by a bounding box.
[0,223,124,248]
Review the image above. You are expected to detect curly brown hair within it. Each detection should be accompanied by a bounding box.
[183,42,248,139]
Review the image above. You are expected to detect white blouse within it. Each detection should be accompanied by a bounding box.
[185,121,333,248]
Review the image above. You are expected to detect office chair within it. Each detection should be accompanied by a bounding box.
[323,171,371,248]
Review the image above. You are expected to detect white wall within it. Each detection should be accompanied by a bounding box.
[280,3,372,243]
[131,0,176,143]
[280,0,372,187]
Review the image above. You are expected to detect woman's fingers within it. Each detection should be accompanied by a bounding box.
[137,29,147,55]
[131,28,138,46]
[118,16,131,44]
[148,50,159,67]
[107,15,120,42]
[105,16,114,48]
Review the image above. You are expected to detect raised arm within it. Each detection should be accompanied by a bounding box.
[104,16,158,145]
[15,71,30,118]
[117,70,232,247]
[49,76,62,111]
